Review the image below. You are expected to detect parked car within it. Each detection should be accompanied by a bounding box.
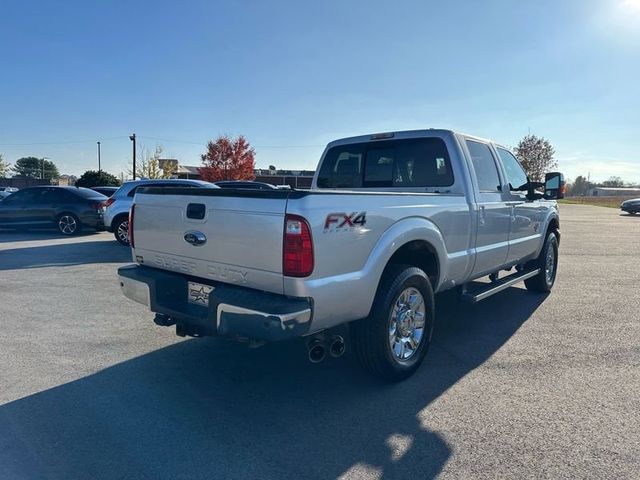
[104,179,217,245]
[214,180,277,190]
[91,186,119,197]
[118,129,564,381]
[0,186,107,235]
[620,198,640,215]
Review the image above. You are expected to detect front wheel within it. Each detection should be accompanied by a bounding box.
[351,265,435,382]
[524,231,559,292]
[57,214,81,235]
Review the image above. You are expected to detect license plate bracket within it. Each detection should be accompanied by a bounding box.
[187,281,214,307]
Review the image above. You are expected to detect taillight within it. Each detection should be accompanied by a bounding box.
[283,214,314,277]
[103,197,115,208]
[128,204,135,248]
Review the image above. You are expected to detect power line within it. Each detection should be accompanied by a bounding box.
[137,135,324,149]
[0,136,128,146]
[0,134,325,149]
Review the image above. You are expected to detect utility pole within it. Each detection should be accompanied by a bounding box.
[129,133,136,180]
[41,157,51,180]
[97,142,101,172]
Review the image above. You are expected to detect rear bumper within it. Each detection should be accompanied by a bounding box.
[117,265,312,341]
[79,213,105,230]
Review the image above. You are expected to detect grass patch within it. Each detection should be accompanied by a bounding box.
[559,196,634,208]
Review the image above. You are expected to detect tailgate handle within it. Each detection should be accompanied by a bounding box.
[186,203,206,220]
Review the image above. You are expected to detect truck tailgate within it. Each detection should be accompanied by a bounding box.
[131,189,288,294]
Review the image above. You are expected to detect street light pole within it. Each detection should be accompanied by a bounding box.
[129,133,136,180]
[41,157,51,181]
[97,142,101,172]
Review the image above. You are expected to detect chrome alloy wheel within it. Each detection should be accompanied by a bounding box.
[117,220,129,244]
[545,242,556,285]
[58,215,77,235]
[388,287,426,361]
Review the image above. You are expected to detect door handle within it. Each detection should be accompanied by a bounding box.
[479,206,486,226]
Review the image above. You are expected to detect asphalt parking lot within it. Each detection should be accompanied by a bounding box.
[0,204,638,479]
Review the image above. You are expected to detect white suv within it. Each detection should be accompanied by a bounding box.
[104,179,216,245]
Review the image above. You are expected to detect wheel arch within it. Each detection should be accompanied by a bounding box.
[111,212,129,231]
[56,211,79,222]
[383,240,440,289]
[363,217,447,319]
[546,215,560,244]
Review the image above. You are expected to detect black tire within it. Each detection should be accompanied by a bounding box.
[524,231,559,292]
[113,215,130,246]
[351,264,435,382]
[57,213,81,236]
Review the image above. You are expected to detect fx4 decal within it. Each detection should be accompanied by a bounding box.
[324,212,367,231]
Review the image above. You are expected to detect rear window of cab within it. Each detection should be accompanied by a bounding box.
[316,138,454,189]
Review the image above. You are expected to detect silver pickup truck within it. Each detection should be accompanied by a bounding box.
[118,129,564,381]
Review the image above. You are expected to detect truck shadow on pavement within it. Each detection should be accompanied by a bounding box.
[0,289,547,480]
[0,240,131,270]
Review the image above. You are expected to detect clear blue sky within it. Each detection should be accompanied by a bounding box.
[1,0,639,182]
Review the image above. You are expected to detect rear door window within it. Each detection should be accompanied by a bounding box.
[465,140,502,192]
[317,138,453,189]
[38,189,73,204]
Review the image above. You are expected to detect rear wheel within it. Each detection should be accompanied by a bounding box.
[351,265,435,382]
[113,216,130,246]
[524,231,558,292]
[57,213,81,235]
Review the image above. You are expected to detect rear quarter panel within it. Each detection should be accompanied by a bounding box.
[284,192,473,331]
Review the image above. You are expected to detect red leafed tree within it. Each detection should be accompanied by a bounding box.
[199,135,256,182]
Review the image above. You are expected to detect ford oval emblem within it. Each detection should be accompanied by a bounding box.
[184,230,207,246]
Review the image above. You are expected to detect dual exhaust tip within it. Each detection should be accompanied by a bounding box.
[308,335,345,363]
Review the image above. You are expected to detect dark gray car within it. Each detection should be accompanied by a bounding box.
[0,186,107,235]
[620,198,640,215]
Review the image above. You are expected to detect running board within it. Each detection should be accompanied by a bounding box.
[461,269,540,304]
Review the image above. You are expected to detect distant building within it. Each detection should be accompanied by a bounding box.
[587,187,640,197]
[174,164,201,179]
[57,174,77,186]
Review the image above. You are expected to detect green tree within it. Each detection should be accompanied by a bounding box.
[513,134,557,182]
[568,175,593,196]
[127,145,171,179]
[12,157,60,179]
[75,170,121,188]
[0,153,10,178]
